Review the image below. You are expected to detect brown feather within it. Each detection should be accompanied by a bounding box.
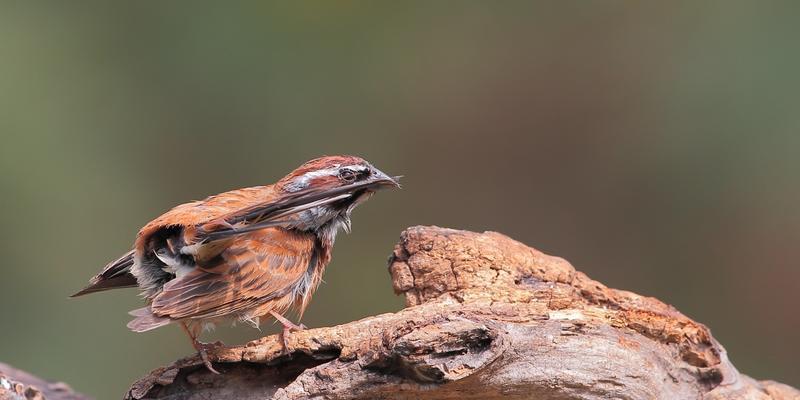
[134,185,277,254]
[148,228,321,321]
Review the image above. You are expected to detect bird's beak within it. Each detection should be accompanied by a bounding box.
[366,168,402,190]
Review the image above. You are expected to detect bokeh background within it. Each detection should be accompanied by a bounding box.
[1,2,798,398]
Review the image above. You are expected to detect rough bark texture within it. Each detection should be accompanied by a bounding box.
[124,226,799,400]
[0,363,90,400]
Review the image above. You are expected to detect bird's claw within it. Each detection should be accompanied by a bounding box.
[198,347,220,375]
[193,341,225,374]
[268,310,306,355]
[279,328,292,355]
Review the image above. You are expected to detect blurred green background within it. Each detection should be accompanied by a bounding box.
[1,2,798,398]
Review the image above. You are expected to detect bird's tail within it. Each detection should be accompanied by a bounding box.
[70,250,138,297]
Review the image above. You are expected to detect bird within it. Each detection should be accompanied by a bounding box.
[71,155,399,373]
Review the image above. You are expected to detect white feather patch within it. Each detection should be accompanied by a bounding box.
[285,163,367,192]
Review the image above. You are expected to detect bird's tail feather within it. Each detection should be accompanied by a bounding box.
[127,307,172,332]
[71,250,138,297]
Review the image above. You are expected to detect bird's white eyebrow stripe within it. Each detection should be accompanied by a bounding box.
[300,164,366,179]
[299,166,339,180]
[285,164,367,192]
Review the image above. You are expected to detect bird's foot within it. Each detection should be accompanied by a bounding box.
[269,311,306,354]
[192,340,225,374]
[278,324,310,354]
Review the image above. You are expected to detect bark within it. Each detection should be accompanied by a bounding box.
[124,226,799,400]
[0,363,90,400]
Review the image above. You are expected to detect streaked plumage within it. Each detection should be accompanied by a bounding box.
[72,155,398,373]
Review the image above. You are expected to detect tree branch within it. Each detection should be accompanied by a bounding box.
[0,363,90,400]
[125,226,799,399]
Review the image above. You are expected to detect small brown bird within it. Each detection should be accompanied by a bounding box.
[72,155,399,373]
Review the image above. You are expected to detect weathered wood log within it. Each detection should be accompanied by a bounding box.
[125,226,799,400]
[0,363,90,400]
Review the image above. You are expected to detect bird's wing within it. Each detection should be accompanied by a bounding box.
[134,185,282,267]
[136,186,275,244]
[194,185,356,242]
[135,184,350,257]
[149,228,317,321]
[194,177,397,242]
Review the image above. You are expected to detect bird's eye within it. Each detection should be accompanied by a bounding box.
[339,168,357,183]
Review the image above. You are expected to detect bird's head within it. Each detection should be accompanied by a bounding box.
[275,155,400,239]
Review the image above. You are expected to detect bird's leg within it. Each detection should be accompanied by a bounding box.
[269,311,306,354]
[180,321,220,374]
